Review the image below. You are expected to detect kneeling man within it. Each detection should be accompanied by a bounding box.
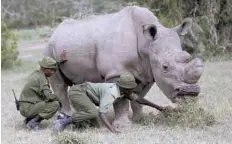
[54,73,165,133]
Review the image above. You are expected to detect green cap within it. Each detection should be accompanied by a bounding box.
[116,73,137,89]
[39,56,57,69]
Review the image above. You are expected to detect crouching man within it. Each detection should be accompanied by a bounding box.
[54,73,165,133]
[19,57,61,131]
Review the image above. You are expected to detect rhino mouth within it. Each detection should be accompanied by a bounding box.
[177,85,200,96]
[172,85,200,103]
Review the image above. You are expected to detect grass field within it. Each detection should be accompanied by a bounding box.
[1,28,232,144]
[1,58,232,143]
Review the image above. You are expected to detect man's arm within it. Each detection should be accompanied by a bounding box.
[135,98,165,111]
[42,89,62,107]
[125,93,165,111]
[99,112,120,133]
[99,94,120,133]
[43,89,56,101]
[39,78,61,103]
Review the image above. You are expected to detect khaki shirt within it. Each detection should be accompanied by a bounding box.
[86,82,122,113]
[19,70,56,104]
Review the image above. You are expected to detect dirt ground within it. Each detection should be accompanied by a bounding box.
[1,42,232,144]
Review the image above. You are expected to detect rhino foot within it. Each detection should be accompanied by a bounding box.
[113,98,131,129]
[131,101,144,121]
[113,114,132,130]
[131,111,144,121]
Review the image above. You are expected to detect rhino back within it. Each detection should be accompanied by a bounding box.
[45,9,127,83]
[44,6,156,84]
[45,18,101,83]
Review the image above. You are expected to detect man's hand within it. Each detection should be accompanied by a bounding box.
[134,98,165,111]
[99,112,120,133]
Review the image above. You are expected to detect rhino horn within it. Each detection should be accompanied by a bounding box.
[184,55,204,84]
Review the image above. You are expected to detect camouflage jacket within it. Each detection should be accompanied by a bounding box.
[19,70,57,104]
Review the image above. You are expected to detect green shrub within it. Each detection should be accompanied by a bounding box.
[1,23,19,69]
[122,0,232,57]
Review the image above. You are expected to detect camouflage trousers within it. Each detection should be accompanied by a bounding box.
[69,84,101,127]
[19,100,60,119]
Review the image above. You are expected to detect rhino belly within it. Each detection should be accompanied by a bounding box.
[59,58,104,84]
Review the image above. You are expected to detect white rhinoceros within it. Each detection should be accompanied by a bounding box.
[44,6,203,126]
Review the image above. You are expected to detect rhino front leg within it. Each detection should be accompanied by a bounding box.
[105,77,132,129]
[131,82,154,121]
[113,98,131,129]
[49,69,72,116]
[131,101,143,121]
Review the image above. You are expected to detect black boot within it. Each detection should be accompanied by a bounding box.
[24,117,33,125]
[26,115,43,131]
[53,116,72,132]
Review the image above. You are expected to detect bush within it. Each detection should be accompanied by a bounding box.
[1,23,19,69]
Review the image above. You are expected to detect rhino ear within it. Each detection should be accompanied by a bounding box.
[142,24,157,40]
[173,18,193,36]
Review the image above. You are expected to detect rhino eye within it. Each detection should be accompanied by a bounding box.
[162,63,169,72]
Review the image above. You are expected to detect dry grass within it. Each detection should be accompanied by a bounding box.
[1,47,232,144]
[139,97,216,128]
[52,132,87,144]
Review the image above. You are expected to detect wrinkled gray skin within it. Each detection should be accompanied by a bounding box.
[44,6,204,127]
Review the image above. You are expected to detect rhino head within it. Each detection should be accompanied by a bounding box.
[142,18,203,103]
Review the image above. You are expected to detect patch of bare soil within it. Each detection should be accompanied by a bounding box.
[18,41,46,61]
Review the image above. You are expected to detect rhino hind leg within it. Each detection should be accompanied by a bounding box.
[49,70,72,116]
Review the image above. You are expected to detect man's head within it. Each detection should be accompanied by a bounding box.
[39,56,57,77]
[117,73,137,96]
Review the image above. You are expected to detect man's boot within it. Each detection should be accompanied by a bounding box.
[26,115,43,131]
[57,112,70,120]
[53,116,72,132]
[24,117,32,125]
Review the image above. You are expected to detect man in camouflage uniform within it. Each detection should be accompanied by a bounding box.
[54,73,165,133]
[19,57,61,131]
